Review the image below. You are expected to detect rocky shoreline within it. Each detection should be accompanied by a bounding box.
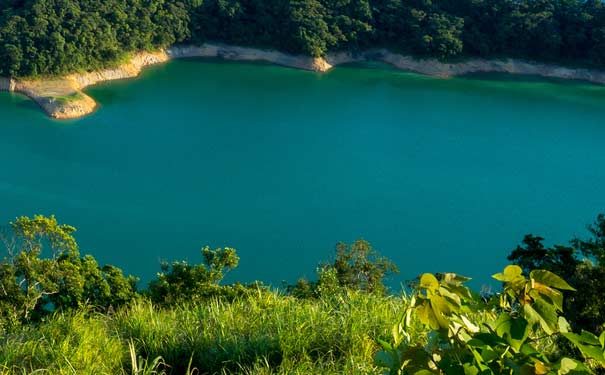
[0,51,169,119]
[2,43,605,119]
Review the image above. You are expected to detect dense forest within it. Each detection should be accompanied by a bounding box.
[1,0,605,77]
[0,214,604,374]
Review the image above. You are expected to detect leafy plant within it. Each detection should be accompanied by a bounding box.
[375,265,605,374]
[509,214,605,334]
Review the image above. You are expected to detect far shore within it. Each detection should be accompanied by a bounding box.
[2,43,605,119]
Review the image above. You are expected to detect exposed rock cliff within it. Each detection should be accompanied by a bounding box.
[167,44,605,84]
[0,77,15,92]
[5,51,169,119]
[167,44,331,72]
[68,51,169,88]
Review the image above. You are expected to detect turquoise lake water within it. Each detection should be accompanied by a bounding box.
[1,60,605,289]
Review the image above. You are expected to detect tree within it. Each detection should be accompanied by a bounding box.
[147,246,241,304]
[287,0,336,56]
[0,215,137,328]
[290,239,398,297]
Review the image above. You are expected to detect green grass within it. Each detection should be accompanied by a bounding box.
[50,92,86,104]
[0,290,413,374]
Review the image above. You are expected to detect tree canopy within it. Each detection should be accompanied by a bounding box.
[1,0,605,77]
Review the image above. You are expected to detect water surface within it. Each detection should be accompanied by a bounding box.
[1,60,605,288]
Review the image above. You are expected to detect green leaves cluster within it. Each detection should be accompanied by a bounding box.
[508,215,605,334]
[289,239,398,298]
[147,246,245,305]
[375,265,605,375]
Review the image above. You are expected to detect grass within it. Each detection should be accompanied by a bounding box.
[50,92,86,104]
[0,290,413,374]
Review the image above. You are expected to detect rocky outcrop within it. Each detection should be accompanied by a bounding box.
[2,44,605,119]
[322,49,605,84]
[0,77,15,92]
[167,44,331,72]
[68,50,169,88]
[167,44,605,84]
[369,50,605,84]
[4,51,169,119]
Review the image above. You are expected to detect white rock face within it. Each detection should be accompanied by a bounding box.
[0,77,15,92]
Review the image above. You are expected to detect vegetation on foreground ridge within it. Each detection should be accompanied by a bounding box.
[0,214,604,374]
[2,0,605,77]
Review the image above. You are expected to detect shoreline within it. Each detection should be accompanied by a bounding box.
[2,43,605,119]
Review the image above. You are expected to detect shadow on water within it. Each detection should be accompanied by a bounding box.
[16,97,40,111]
[177,56,283,68]
[460,71,605,89]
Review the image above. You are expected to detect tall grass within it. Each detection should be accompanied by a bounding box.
[0,311,123,375]
[0,290,414,374]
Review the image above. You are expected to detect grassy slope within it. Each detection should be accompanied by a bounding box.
[0,290,414,375]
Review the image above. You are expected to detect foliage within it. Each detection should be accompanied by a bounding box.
[375,265,605,374]
[290,239,398,298]
[0,215,137,328]
[147,245,244,304]
[0,0,189,76]
[508,214,605,334]
[3,0,605,76]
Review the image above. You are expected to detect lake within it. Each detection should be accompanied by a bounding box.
[1,59,605,289]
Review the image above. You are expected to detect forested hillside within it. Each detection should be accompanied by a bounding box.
[1,0,605,77]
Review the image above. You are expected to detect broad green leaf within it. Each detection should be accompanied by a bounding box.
[481,347,499,362]
[447,283,473,301]
[558,357,578,374]
[526,298,559,335]
[374,351,395,369]
[439,286,462,307]
[557,357,592,374]
[519,342,541,357]
[377,338,393,351]
[492,265,523,282]
[420,273,439,291]
[562,332,605,363]
[463,364,480,375]
[530,284,564,311]
[470,333,507,347]
[430,294,451,329]
[401,346,435,374]
[558,317,571,333]
[461,315,480,333]
[495,312,529,351]
[569,330,601,346]
[416,300,440,330]
[441,272,471,285]
[535,361,549,375]
[530,269,576,291]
